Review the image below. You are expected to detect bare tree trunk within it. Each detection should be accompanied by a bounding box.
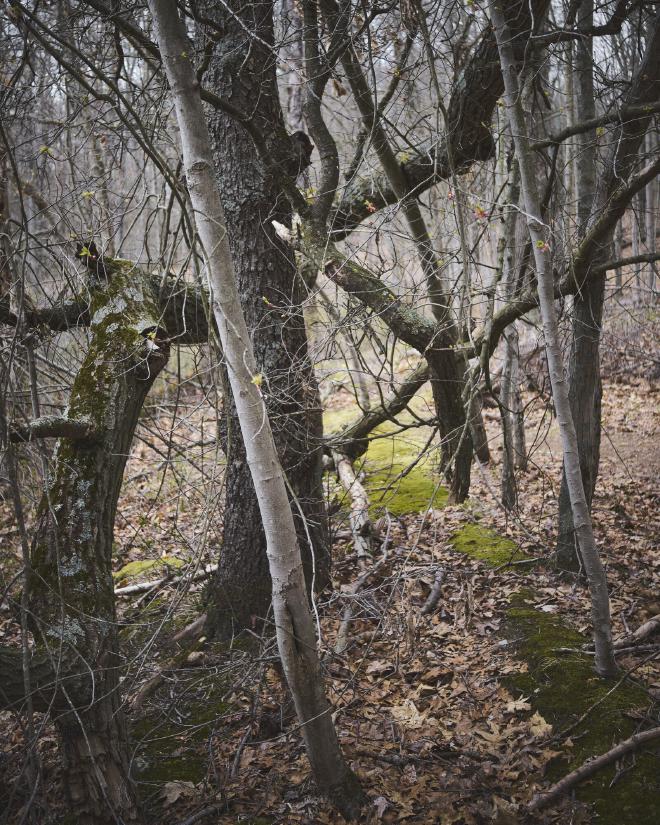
[510,333,527,470]
[281,0,305,133]
[500,161,522,508]
[490,0,617,677]
[645,130,658,298]
[198,0,329,639]
[556,5,660,570]
[148,3,365,816]
[556,0,602,572]
[614,219,624,291]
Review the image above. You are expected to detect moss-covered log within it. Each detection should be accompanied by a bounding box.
[24,259,170,825]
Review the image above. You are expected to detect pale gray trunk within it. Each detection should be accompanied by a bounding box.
[490,0,617,676]
[556,0,603,571]
[147,2,365,815]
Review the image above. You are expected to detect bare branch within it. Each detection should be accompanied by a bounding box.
[9,415,99,443]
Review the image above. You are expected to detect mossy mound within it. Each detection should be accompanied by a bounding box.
[505,595,660,824]
[365,426,447,516]
[450,522,524,566]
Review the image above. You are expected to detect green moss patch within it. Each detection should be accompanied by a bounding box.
[505,595,660,823]
[113,555,183,582]
[365,426,447,516]
[450,522,523,566]
[132,684,229,786]
[324,396,447,517]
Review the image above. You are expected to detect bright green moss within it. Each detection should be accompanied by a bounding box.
[450,522,524,565]
[325,399,447,517]
[113,556,184,582]
[365,436,447,516]
[504,595,660,823]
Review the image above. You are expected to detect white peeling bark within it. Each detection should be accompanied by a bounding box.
[146,0,365,816]
[489,1,617,677]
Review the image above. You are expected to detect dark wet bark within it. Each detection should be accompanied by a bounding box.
[556,276,605,569]
[24,261,169,825]
[197,0,329,640]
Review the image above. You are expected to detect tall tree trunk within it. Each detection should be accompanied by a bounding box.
[27,261,170,824]
[555,0,602,572]
[148,4,365,816]
[319,0,474,500]
[556,5,660,570]
[645,131,658,298]
[198,0,329,639]
[490,0,617,677]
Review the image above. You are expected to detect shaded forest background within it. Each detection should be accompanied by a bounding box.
[0,1,659,823]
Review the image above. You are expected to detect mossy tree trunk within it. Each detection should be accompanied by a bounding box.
[26,260,169,825]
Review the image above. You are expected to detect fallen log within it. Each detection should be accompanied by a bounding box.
[614,614,660,649]
[331,450,374,568]
[421,569,445,616]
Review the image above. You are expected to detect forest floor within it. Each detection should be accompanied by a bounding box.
[1,321,659,824]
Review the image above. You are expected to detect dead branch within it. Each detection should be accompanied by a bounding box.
[529,726,660,811]
[114,564,217,597]
[9,415,99,443]
[170,614,208,646]
[331,450,374,568]
[334,549,389,655]
[614,614,660,649]
[421,569,445,616]
[326,362,429,460]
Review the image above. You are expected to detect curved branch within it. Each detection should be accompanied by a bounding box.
[9,416,99,443]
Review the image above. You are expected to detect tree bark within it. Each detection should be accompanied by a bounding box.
[197,0,329,639]
[490,0,617,677]
[556,8,660,569]
[26,260,169,824]
[147,4,365,816]
[556,0,601,571]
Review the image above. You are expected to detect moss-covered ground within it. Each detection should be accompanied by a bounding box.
[505,593,660,823]
[132,686,229,785]
[324,389,446,517]
[450,521,524,566]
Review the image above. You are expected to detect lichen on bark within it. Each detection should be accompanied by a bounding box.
[25,258,170,825]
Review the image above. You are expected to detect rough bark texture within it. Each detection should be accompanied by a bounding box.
[26,260,169,824]
[149,4,365,815]
[198,0,329,639]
